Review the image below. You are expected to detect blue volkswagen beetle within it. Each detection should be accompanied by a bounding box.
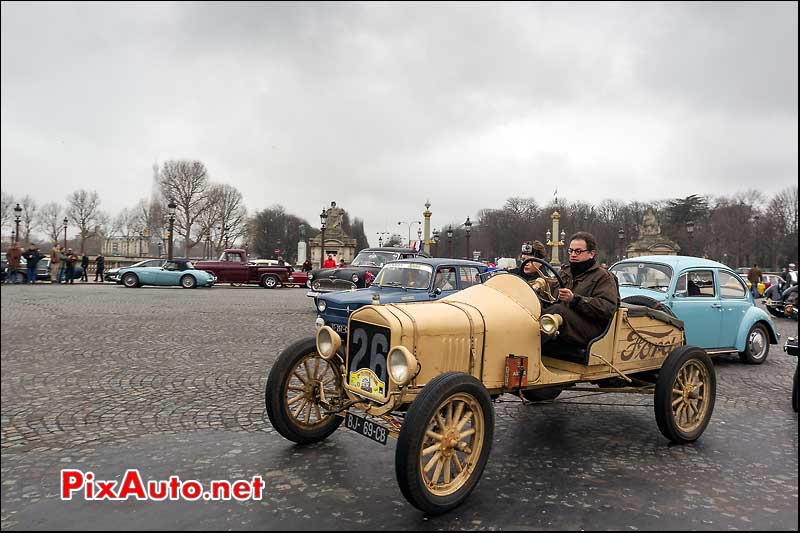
[609,256,779,364]
[314,258,488,336]
[119,259,216,289]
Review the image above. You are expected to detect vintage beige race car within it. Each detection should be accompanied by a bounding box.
[265,259,716,514]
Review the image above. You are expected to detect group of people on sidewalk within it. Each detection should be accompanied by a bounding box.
[4,242,106,284]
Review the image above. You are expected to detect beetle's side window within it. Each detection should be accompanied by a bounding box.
[686,270,715,297]
[459,267,481,288]
[719,271,747,299]
[675,273,688,296]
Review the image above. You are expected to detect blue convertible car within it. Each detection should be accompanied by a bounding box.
[119,259,216,289]
[314,258,488,336]
[609,256,779,364]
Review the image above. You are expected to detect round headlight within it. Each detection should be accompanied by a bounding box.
[352,274,359,283]
[308,273,314,280]
[316,326,341,360]
[540,313,563,336]
[388,346,418,386]
[317,300,327,313]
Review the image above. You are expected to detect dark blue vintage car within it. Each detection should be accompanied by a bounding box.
[314,258,488,336]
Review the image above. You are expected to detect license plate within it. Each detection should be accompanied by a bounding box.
[343,412,388,446]
[331,323,348,335]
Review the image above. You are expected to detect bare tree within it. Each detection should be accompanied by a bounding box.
[20,195,38,244]
[1,191,14,232]
[194,183,248,253]
[40,202,64,245]
[66,189,101,253]
[158,160,209,257]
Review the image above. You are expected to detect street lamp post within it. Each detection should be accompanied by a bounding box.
[464,217,472,259]
[618,229,625,261]
[319,207,328,268]
[167,198,177,260]
[447,226,454,258]
[376,231,389,247]
[63,217,68,249]
[11,229,16,246]
[432,229,440,256]
[14,203,22,244]
[685,220,695,257]
[398,220,422,247]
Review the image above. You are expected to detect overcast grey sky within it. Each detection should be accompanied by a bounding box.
[1,1,797,245]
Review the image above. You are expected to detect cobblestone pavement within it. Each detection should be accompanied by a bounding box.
[1,284,797,530]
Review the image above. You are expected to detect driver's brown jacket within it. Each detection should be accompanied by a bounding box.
[547,261,619,347]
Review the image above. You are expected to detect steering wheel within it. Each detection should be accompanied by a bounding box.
[517,258,565,305]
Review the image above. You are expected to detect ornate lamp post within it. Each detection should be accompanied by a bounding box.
[464,216,472,259]
[11,229,16,245]
[14,203,22,243]
[618,229,625,261]
[447,226,454,258]
[685,220,695,257]
[417,227,423,241]
[63,217,69,249]
[319,207,328,268]
[167,198,177,260]
[376,231,389,247]
[398,220,422,247]
[432,228,440,256]
[545,210,564,264]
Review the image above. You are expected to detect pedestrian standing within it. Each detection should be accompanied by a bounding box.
[6,242,22,284]
[747,263,762,298]
[94,253,105,282]
[302,259,313,272]
[22,244,43,284]
[50,244,62,283]
[58,247,68,283]
[80,253,89,282]
[65,248,77,284]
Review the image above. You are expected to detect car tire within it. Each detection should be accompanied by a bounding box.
[396,372,494,515]
[122,273,140,288]
[181,275,197,289]
[765,305,785,319]
[262,275,279,289]
[654,345,716,444]
[738,323,770,364]
[521,386,562,402]
[265,337,343,444]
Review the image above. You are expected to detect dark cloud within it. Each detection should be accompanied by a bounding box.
[1,2,796,245]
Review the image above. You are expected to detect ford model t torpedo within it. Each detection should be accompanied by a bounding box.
[266,259,717,514]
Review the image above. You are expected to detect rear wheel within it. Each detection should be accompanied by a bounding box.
[180,275,197,289]
[521,386,562,402]
[738,323,769,364]
[654,346,716,443]
[396,372,494,515]
[265,337,343,444]
[262,275,279,289]
[122,272,139,288]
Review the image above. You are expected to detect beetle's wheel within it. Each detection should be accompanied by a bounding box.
[655,346,716,444]
[396,372,493,514]
[265,337,343,444]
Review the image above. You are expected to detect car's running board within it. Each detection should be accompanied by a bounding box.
[705,347,738,355]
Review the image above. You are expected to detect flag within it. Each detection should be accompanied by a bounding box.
[412,240,423,252]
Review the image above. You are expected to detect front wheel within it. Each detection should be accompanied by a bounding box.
[396,372,494,515]
[262,275,279,289]
[654,346,716,444]
[265,337,344,444]
[122,272,139,288]
[180,275,197,289]
[738,323,770,364]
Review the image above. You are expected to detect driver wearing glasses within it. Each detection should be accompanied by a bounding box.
[544,232,619,353]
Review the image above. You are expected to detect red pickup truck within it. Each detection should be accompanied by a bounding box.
[194,249,295,288]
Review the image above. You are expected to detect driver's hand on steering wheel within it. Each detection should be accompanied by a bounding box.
[557,288,574,303]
